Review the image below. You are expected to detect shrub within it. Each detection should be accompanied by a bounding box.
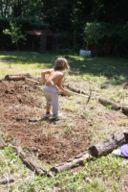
[3,21,26,50]
[84,22,128,56]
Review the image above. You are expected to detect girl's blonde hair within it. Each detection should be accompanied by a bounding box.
[54,57,69,71]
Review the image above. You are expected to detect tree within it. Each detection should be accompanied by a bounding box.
[0,0,43,18]
[3,21,25,50]
[92,0,128,23]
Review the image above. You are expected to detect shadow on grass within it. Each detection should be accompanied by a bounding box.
[69,56,128,85]
[0,51,128,85]
[0,51,56,67]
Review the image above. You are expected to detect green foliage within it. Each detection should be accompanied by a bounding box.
[0,17,48,31]
[84,22,128,55]
[92,0,128,23]
[0,0,43,18]
[118,22,128,41]
[0,16,49,50]
[84,22,106,44]
[84,155,128,182]
[84,22,118,44]
[0,0,128,51]
[3,21,25,46]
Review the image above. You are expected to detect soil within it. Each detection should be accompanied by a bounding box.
[0,79,90,164]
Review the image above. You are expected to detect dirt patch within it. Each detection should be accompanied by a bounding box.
[122,174,128,192]
[0,80,90,164]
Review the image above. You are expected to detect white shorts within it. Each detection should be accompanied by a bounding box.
[44,85,59,116]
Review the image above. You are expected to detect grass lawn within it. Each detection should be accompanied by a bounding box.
[0,51,128,192]
[0,51,127,81]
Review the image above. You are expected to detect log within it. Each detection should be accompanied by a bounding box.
[14,146,52,177]
[50,152,92,175]
[124,132,128,142]
[66,84,128,117]
[122,106,128,116]
[0,178,14,185]
[98,97,121,110]
[4,73,33,81]
[5,75,25,81]
[89,132,128,157]
[4,74,42,86]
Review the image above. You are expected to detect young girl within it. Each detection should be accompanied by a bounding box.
[41,57,70,120]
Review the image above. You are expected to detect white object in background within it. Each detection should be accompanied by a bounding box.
[79,49,91,57]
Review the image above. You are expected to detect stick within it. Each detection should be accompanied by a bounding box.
[25,77,40,85]
[65,84,97,99]
[67,90,94,98]
[86,88,92,105]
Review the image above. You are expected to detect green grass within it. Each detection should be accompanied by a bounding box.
[0,51,128,191]
[0,51,55,77]
[1,145,128,191]
[0,51,128,84]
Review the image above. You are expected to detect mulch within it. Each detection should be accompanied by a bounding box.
[0,80,91,164]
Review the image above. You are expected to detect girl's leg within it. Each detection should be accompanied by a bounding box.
[51,93,59,117]
[44,92,52,116]
[46,102,51,114]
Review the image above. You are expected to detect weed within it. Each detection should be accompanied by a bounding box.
[63,123,74,136]
[81,111,90,120]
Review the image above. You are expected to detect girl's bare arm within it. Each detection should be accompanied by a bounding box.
[56,75,71,96]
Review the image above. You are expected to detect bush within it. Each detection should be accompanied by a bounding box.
[0,17,49,50]
[84,22,128,56]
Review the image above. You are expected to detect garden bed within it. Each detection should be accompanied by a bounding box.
[0,79,91,164]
